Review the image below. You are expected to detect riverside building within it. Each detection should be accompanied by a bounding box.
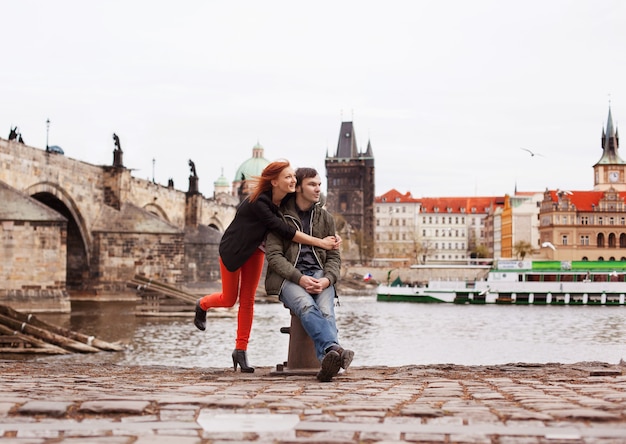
[374,106,626,265]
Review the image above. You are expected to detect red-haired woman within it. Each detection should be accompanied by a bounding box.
[194,160,339,372]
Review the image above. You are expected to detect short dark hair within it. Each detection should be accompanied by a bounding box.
[295,167,318,186]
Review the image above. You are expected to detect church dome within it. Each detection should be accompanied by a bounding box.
[214,170,230,188]
[233,142,269,181]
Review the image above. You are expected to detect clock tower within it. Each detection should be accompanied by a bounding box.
[593,107,626,191]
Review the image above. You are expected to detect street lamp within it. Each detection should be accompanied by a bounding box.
[46,118,50,151]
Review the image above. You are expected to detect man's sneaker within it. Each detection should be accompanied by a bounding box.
[316,350,341,382]
[340,349,354,370]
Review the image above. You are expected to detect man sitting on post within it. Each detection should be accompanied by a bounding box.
[265,167,354,382]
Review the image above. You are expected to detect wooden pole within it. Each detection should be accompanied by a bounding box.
[0,305,123,352]
[0,324,69,354]
[0,313,100,353]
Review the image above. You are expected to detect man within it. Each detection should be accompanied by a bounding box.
[265,167,354,382]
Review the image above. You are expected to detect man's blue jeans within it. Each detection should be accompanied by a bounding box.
[279,269,338,361]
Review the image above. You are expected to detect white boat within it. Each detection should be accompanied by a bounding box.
[376,260,626,305]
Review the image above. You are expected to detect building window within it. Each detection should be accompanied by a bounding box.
[581,216,589,225]
[422,229,426,236]
[610,217,615,225]
[599,217,603,225]
[580,235,589,246]
[562,235,568,245]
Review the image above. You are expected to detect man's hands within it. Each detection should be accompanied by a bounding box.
[299,275,331,294]
[319,235,343,250]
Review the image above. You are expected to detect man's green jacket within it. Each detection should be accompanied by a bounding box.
[264,196,341,297]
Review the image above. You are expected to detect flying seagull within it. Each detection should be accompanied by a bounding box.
[541,242,556,251]
[520,148,544,157]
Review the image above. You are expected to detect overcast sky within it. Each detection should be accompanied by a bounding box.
[2,1,626,198]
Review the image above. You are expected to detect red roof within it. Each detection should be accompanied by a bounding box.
[375,189,505,213]
[375,189,418,203]
[545,190,626,211]
[418,196,504,213]
[376,188,626,213]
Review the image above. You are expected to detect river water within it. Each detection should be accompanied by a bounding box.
[20,294,626,368]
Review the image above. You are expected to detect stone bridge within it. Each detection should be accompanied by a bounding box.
[0,138,237,311]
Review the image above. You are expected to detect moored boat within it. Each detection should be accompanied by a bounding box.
[376,260,626,305]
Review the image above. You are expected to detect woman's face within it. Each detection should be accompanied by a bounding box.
[272,166,297,195]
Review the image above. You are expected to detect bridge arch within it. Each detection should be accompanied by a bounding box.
[26,182,91,290]
[142,202,170,221]
[207,217,226,233]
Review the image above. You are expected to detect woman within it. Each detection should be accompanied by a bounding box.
[194,160,338,373]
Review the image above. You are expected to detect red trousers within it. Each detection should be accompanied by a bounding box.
[198,248,265,350]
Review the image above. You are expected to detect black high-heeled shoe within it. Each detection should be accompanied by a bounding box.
[231,349,255,373]
[194,299,206,331]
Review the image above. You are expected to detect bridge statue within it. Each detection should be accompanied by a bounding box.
[188,159,198,178]
[8,126,24,143]
[112,133,124,168]
[112,133,122,151]
[188,159,199,194]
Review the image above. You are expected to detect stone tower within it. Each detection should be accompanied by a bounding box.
[325,121,375,260]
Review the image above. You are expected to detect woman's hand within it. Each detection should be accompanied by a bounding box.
[319,235,339,250]
[334,234,343,249]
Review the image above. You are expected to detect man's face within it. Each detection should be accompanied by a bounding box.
[297,174,322,206]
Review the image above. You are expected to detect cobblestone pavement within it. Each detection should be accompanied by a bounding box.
[0,360,625,443]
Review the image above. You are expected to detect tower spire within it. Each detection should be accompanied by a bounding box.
[598,106,623,163]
